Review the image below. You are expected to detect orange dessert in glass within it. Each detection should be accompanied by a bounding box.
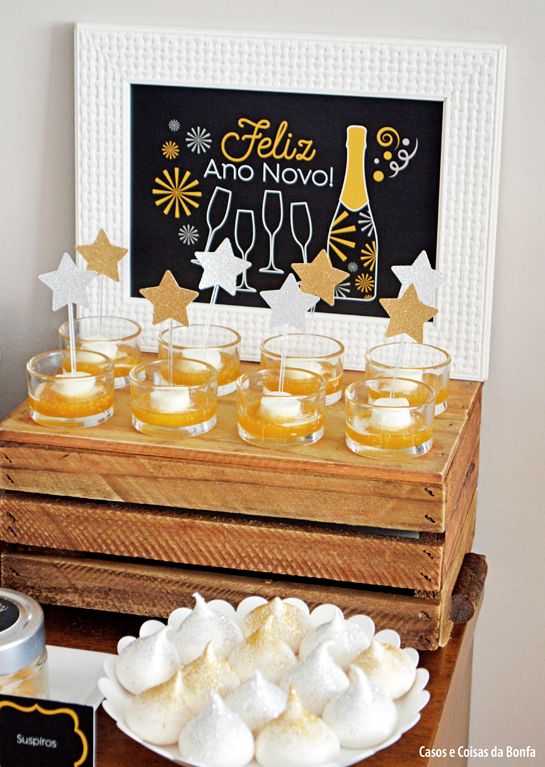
[158,324,240,397]
[345,378,434,458]
[27,350,114,428]
[59,316,142,388]
[260,334,344,405]
[237,368,326,447]
[365,342,451,415]
[130,359,217,436]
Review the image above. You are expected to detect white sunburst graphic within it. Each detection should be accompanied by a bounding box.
[348,261,359,273]
[186,126,212,154]
[168,119,180,132]
[178,225,199,245]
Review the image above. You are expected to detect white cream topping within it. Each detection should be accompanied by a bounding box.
[125,670,192,745]
[115,628,179,695]
[173,592,243,665]
[369,396,412,431]
[280,641,349,715]
[149,388,191,414]
[322,665,398,748]
[259,392,302,421]
[284,359,323,380]
[80,339,119,359]
[178,691,254,767]
[224,671,287,733]
[52,372,98,398]
[181,349,222,370]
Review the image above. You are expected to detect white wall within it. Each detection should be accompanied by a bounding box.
[1,1,544,762]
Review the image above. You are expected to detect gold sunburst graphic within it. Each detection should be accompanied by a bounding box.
[328,211,356,262]
[355,273,374,295]
[161,141,180,160]
[360,241,377,271]
[152,168,202,218]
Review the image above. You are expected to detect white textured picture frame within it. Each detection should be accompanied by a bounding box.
[75,24,505,380]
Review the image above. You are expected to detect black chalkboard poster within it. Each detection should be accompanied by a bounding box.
[130,84,443,317]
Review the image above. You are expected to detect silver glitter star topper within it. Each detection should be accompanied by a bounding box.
[391,250,442,306]
[39,252,96,311]
[195,237,250,296]
[261,273,319,332]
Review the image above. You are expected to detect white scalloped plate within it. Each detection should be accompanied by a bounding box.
[99,596,430,766]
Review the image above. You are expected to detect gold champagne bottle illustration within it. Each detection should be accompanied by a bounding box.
[327,125,378,301]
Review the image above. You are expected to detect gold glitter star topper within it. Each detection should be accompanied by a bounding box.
[291,249,349,306]
[379,283,438,343]
[76,229,128,282]
[140,270,199,326]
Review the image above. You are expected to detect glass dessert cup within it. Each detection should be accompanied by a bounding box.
[26,350,114,428]
[260,333,344,406]
[237,368,326,448]
[129,359,217,436]
[345,377,434,458]
[59,316,142,389]
[365,342,451,415]
[158,324,240,397]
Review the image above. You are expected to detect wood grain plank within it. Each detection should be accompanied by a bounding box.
[0,375,481,492]
[0,492,444,590]
[0,550,442,650]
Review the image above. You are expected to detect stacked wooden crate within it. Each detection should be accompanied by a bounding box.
[0,370,484,650]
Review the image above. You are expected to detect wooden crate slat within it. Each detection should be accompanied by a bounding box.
[0,378,482,533]
[0,551,443,650]
[0,492,445,591]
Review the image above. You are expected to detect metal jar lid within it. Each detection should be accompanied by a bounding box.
[0,588,46,675]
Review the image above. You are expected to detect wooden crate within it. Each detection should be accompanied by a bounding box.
[0,372,482,649]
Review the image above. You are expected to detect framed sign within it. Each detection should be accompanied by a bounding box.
[75,24,505,379]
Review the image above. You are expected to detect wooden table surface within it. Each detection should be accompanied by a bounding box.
[44,604,479,767]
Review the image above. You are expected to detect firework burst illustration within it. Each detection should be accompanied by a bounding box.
[152,168,202,218]
[178,225,199,245]
[186,126,212,154]
[347,261,359,273]
[161,141,180,160]
[168,119,180,132]
[328,210,356,262]
[355,273,375,295]
[360,241,377,271]
[358,208,376,236]
[334,281,351,299]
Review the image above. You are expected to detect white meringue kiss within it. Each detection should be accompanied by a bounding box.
[242,597,309,651]
[280,641,348,715]
[354,639,416,699]
[322,665,398,748]
[115,628,179,695]
[125,670,192,745]
[255,687,339,767]
[299,612,370,669]
[230,616,297,684]
[224,671,287,733]
[182,642,239,715]
[178,691,254,767]
[172,592,243,664]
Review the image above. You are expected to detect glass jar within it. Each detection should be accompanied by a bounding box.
[59,316,142,389]
[27,350,115,428]
[158,324,241,397]
[0,588,48,698]
[237,368,326,447]
[260,333,344,405]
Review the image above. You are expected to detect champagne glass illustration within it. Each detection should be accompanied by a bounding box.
[290,202,312,264]
[260,190,284,274]
[205,186,232,249]
[235,209,256,292]
[190,186,232,265]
